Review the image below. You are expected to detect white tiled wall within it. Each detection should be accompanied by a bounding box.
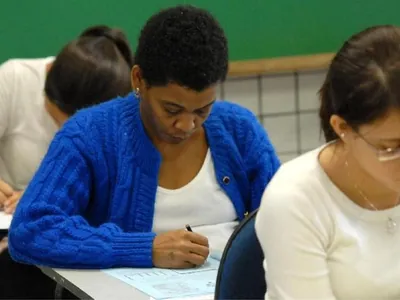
[224,78,259,113]
[220,70,327,163]
[263,116,297,153]
[298,71,326,110]
[261,74,295,114]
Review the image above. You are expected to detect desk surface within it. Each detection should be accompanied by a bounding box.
[40,267,214,300]
[40,267,152,300]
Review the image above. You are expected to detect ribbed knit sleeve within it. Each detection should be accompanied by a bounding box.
[240,110,281,211]
[8,123,155,269]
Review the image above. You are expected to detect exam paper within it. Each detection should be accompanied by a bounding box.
[0,211,12,230]
[104,257,219,300]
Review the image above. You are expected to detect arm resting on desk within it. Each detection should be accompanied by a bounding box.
[8,130,155,269]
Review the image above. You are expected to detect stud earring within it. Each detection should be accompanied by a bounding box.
[340,133,345,138]
[134,87,140,98]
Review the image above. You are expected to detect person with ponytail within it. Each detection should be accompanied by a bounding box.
[0,25,133,299]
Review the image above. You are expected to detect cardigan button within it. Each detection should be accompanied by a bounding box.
[222,176,230,184]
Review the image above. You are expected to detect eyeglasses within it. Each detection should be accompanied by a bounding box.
[357,134,400,162]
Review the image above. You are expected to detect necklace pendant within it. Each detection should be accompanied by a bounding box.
[386,217,397,234]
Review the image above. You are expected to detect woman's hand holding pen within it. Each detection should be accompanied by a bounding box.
[152,226,209,269]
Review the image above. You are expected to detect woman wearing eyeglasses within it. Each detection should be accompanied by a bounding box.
[256,25,400,299]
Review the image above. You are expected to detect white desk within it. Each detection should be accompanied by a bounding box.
[40,267,214,300]
[41,267,149,299]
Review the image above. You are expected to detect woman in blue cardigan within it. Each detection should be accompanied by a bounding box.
[8,5,280,270]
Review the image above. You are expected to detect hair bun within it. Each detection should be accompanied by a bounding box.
[79,25,134,67]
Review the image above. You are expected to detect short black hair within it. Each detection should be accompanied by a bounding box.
[134,5,228,92]
[45,25,134,116]
[319,25,400,142]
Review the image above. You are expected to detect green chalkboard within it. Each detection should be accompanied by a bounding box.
[0,0,399,63]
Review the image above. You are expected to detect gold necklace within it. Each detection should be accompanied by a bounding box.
[345,160,399,234]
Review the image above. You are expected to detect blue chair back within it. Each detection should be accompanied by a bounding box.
[214,209,266,299]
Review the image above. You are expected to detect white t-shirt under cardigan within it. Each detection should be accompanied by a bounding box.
[256,145,400,300]
[153,149,238,256]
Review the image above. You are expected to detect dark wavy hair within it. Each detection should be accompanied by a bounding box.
[319,25,400,142]
[45,25,134,115]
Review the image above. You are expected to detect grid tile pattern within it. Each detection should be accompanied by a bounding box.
[220,70,327,162]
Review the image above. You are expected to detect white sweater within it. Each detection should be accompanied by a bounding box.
[0,57,57,190]
[255,146,400,300]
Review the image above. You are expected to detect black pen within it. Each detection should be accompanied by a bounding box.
[185,224,193,232]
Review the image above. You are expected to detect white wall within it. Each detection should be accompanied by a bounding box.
[219,70,327,162]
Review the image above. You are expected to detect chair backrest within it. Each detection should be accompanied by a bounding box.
[214,209,266,299]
